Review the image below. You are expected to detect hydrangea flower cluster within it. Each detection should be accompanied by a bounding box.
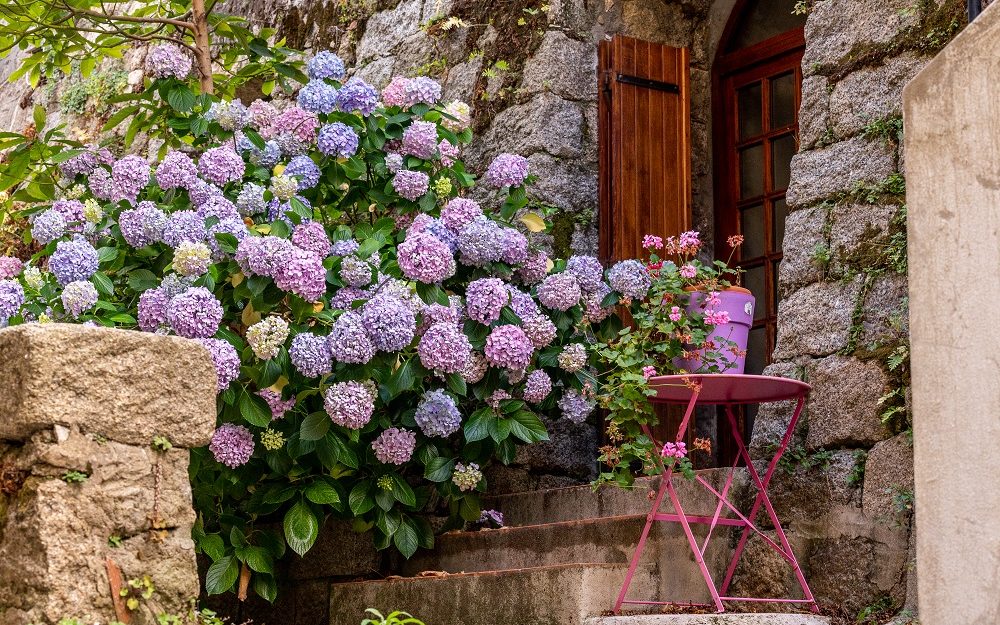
[290,332,334,377]
[484,153,529,188]
[60,280,98,318]
[327,311,376,364]
[398,232,456,283]
[49,238,98,286]
[247,316,290,360]
[418,322,471,374]
[414,390,462,437]
[452,463,482,492]
[324,381,376,430]
[145,44,192,80]
[372,427,417,465]
[199,338,241,391]
[523,370,552,404]
[210,424,255,468]
[484,325,534,370]
[607,260,652,299]
[558,343,588,372]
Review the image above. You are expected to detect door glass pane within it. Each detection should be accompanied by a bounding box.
[740,204,765,260]
[739,144,764,199]
[770,72,796,130]
[743,265,766,320]
[746,326,767,375]
[770,134,796,192]
[738,82,762,140]
[773,197,789,250]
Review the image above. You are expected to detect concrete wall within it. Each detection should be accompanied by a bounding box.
[904,3,1000,624]
[0,324,217,624]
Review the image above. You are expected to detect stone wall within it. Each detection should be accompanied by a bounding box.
[0,324,217,624]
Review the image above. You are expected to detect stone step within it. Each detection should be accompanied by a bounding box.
[400,513,738,604]
[586,615,831,625]
[329,563,664,625]
[484,469,748,527]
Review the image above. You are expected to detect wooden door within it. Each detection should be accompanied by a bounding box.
[598,36,692,265]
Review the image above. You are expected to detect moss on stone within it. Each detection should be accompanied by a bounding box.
[548,210,575,259]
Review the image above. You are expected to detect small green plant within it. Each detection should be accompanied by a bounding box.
[847,449,868,486]
[810,242,831,270]
[777,444,834,475]
[862,114,904,146]
[120,575,156,611]
[108,534,124,548]
[891,487,915,516]
[61,470,89,484]
[152,436,173,452]
[857,596,896,624]
[361,610,426,625]
[792,0,813,15]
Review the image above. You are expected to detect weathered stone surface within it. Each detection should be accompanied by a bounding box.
[0,324,216,448]
[469,93,585,162]
[799,75,832,150]
[525,152,598,212]
[829,53,927,138]
[805,534,908,616]
[766,449,862,523]
[773,278,863,359]
[828,202,898,275]
[355,0,424,65]
[520,31,597,101]
[727,529,811,608]
[777,206,827,297]
[859,273,909,346]
[442,57,483,101]
[862,433,914,521]
[749,362,807,457]
[805,356,892,449]
[355,55,395,88]
[802,0,920,69]
[513,416,598,481]
[785,136,897,208]
[0,428,198,624]
[288,518,380,580]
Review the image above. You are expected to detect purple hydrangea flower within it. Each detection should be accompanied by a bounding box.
[385,153,404,173]
[330,239,360,256]
[290,332,334,377]
[518,249,549,285]
[198,195,240,223]
[414,389,462,437]
[466,278,508,325]
[59,146,111,179]
[258,389,296,420]
[484,153,529,188]
[522,313,557,348]
[162,210,206,247]
[274,248,327,301]
[484,325,534,370]
[339,255,374,287]
[307,51,346,80]
[523,369,552,404]
[236,183,267,216]
[0,256,23,280]
[111,155,151,204]
[205,100,252,132]
[419,302,462,331]
[506,286,539,319]
[32,209,67,244]
[267,106,319,143]
[418,322,472,374]
[499,228,529,265]
[60,280,98,318]
[479,509,504,528]
[583,282,615,323]
[248,100,278,130]
[336,78,379,115]
[145,44,192,80]
[209,423,254,468]
[297,80,338,114]
[457,216,503,267]
[462,351,488,383]
[207,217,249,259]
[49,238,98,285]
[409,215,457,252]
[198,338,241,391]
[198,146,245,186]
[440,198,482,232]
[89,167,114,201]
[372,427,416,465]
[317,122,360,158]
[392,170,430,201]
[284,155,321,189]
[327,311,376,364]
[166,286,223,338]
[291,221,331,257]
[52,199,85,223]
[324,381,376,429]
[607,259,652,299]
[403,77,442,107]
[397,232,455,283]
[361,296,416,352]
[439,140,459,167]
[558,389,596,424]
[235,235,293,277]
[138,287,170,331]
[329,286,369,309]
[537,272,582,311]
[155,150,198,190]
[0,279,25,320]
[402,120,439,160]
[566,255,604,293]
[187,179,223,208]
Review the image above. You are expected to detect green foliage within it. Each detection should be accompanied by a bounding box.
[152,435,174,452]
[361,609,426,625]
[847,449,868,487]
[108,534,124,548]
[60,470,89,483]
[59,67,128,116]
[809,242,831,271]
[121,575,156,611]
[776,444,834,475]
[856,596,896,624]
[861,114,904,146]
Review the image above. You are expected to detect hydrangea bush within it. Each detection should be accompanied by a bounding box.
[0,50,650,601]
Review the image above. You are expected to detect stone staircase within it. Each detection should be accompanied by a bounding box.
[327,470,828,625]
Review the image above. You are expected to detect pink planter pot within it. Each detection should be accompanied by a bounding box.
[674,288,755,374]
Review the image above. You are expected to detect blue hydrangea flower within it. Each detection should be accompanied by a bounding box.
[0,279,25,321]
[297,80,339,114]
[414,389,462,437]
[290,332,334,377]
[166,286,223,338]
[361,295,416,352]
[327,311,375,364]
[284,155,321,190]
[49,237,99,286]
[307,51,346,80]
[607,259,652,299]
[317,123,359,158]
[336,78,379,115]
[32,209,67,244]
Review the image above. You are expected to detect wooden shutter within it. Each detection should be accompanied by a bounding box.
[598,36,692,263]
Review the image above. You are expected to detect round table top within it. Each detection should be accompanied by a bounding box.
[646,374,811,405]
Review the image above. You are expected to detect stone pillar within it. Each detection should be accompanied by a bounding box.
[903,3,1000,623]
[0,324,217,624]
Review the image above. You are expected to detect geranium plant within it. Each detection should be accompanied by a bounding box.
[0,48,646,601]
[593,232,744,486]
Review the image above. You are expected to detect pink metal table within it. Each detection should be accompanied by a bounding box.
[613,374,820,614]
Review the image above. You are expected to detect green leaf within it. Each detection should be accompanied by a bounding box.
[393,518,420,558]
[91,272,114,296]
[390,474,416,507]
[300,411,330,441]
[446,373,467,397]
[32,104,45,131]
[167,85,196,112]
[240,546,274,574]
[305,479,341,505]
[96,247,118,264]
[424,456,455,482]
[253,574,278,603]
[508,410,549,443]
[239,389,272,427]
[198,533,226,561]
[382,358,416,401]
[283,500,319,556]
[205,555,239,595]
[464,410,493,443]
[349,481,375,515]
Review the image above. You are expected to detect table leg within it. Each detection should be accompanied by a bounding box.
[664,472,725,612]
[614,390,701,613]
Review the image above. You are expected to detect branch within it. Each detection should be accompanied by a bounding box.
[69,4,194,31]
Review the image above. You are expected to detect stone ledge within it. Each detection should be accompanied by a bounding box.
[586,615,830,625]
[0,324,216,448]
